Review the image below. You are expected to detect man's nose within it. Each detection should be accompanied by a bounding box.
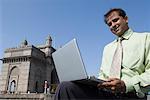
[112,22,116,27]
[111,23,116,29]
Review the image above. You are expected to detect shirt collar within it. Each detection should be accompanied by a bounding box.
[115,28,133,42]
[121,28,133,40]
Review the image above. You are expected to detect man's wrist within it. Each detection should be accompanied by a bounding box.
[121,80,126,93]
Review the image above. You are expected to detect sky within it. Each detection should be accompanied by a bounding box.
[0,0,150,77]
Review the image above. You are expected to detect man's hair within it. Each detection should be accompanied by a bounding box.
[104,8,127,24]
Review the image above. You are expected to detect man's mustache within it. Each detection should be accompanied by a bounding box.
[111,26,119,31]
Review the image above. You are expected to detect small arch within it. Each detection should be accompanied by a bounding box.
[9,80,16,94]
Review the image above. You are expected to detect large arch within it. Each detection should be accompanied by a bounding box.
[8,66,20,93]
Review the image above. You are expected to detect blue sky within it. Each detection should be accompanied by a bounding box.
[0,0,150,77]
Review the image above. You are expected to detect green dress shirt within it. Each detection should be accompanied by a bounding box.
[98,29,150,98]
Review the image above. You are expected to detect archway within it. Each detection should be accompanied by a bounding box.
[8,66,19,93]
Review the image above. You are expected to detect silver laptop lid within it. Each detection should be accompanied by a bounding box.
[52,39,88,82]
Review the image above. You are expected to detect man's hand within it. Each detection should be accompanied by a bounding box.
[97,78,126,94]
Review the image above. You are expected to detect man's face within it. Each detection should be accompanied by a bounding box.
[106,11,129,37]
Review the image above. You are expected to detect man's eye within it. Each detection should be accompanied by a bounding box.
[108,22,112,26]
[113,18,119,22]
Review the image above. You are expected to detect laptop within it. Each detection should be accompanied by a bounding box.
[52,39,105,86]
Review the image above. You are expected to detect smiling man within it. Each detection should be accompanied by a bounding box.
[54,8,150,100]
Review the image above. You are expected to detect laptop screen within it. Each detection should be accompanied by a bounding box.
[52,39,88,82]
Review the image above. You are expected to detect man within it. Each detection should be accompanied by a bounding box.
[54,8,150,100]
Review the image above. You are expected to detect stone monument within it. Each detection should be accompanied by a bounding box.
[0,35,59,94]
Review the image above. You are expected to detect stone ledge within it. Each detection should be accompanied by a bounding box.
[0,93,54,100]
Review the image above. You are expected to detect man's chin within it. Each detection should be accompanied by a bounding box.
[113,32,120,37]
[114,31,123,37]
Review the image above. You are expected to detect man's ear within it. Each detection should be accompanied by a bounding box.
[125,16,128,23]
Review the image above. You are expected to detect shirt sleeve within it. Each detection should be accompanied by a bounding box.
[124,34,150,97]
[98,46,109,80]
